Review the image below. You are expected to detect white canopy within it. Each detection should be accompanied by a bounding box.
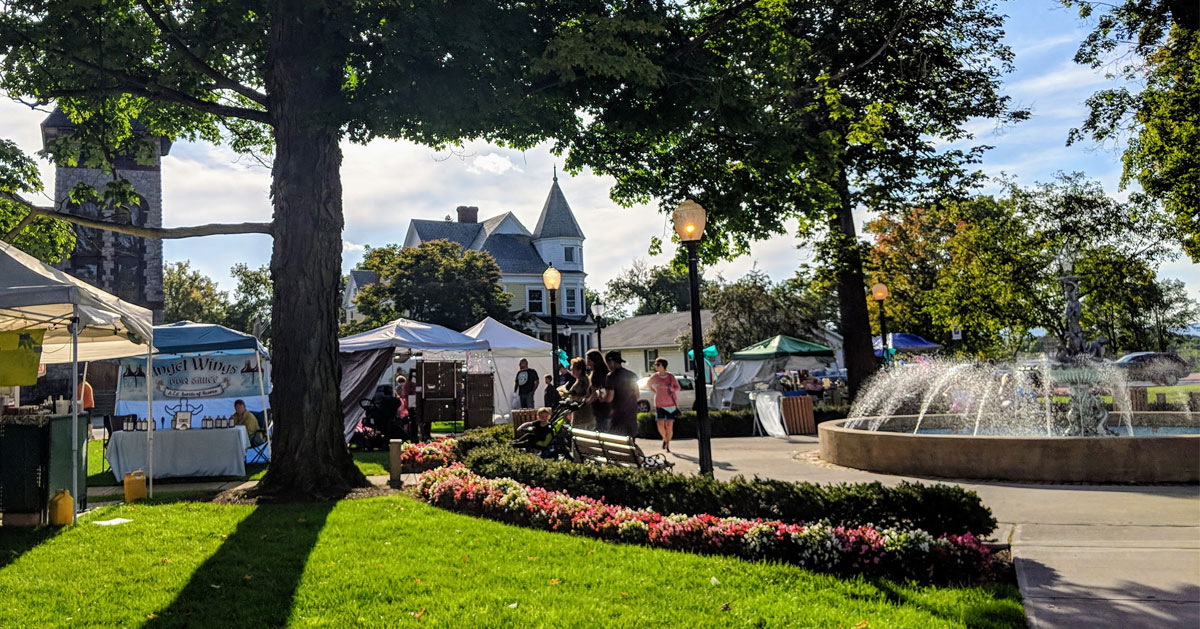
[338,318,491,440]
[463,317,552,418]
[0,240,155,519]
[0,241,153,363]
[339,318,491,353]
[709,355,831,410]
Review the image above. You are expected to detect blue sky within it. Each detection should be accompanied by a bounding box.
[1,0,1195,302]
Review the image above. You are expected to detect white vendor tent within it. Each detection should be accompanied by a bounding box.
[0,241,154,519]
[463,317,552,419]
[338,318,491,441]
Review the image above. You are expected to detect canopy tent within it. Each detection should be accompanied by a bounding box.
[114,321,272,462]
[731,335,834,360]
[0,241,154,519]
[338,318,491,441]
[873,333,943,357]
[710,335,835,410]
[463,317,551,419]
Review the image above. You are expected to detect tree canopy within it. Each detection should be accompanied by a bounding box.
[604,259,702,316]
[1063,0,1199,260]
[352,240,513,333]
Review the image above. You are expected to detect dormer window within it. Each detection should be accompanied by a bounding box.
[564,246,575,262]
[565,287,578,314]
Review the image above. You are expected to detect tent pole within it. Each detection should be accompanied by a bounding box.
[147,349,154,498]
[255,351,270,459]
[70,306,79,525]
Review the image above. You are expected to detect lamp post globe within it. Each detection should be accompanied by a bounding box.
[591,301,606,350]
[543,265,561,375]
[673,199,713,476]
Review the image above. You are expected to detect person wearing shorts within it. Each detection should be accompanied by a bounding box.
[648,357,681,452]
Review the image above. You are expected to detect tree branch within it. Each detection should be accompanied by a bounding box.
[136,0,269,106]
[2,23,270,124]
[2,192,273,241]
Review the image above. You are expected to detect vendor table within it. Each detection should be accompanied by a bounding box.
[107,427,249,481]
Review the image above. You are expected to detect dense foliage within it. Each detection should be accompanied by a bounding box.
[163,261,274,346]
[460,443,997,537]
[1063,0,1199,260]
[419,465,1000,584]
[863,174,1197,356]
[350,240,514,333]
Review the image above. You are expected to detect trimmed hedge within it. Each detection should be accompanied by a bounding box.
[461,444,996,537]
[635,406,851,439]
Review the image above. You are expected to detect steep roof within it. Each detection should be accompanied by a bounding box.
[601,310,714,350]
[532,176,585,240]
[349,269,377,288]
[480,234,547,274]
[409,219,483,249]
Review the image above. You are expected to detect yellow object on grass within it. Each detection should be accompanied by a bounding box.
[124,470,147,503]
[49,490,74,525]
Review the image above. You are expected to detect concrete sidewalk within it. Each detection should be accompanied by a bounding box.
[650,436,1200,629]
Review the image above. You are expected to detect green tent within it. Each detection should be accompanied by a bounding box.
[730,335,834,360]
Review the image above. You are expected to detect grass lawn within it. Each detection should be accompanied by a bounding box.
[430,420,464,434]
[1047,383,1199,406]
[0,494,1024,628]
[86,440,389,487]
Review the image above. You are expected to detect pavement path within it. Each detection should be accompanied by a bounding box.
[650,435,1200,629]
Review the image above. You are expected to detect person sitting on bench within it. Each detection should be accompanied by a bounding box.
[512,407,554,452]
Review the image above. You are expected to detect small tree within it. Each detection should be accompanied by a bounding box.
[605,259,702,316]
[354,240,513,333]
[162,261,228,324]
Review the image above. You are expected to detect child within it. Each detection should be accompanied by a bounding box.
[513,407,554,452]
[543,373,561,408]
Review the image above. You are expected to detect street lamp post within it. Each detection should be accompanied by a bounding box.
[872,283,889,363]
[543,265,561,372]
[674,199,713,476]
[562,324,573,360]
[590,301,607,351]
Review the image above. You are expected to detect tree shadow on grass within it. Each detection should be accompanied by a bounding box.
[0,526,60,570]
[872,580,1027,629]
[144,501,335,628]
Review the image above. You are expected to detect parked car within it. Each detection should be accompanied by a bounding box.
[1114,352,1190,385]
[637,374,696,413]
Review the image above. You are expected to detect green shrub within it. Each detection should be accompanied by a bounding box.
[461,445,996,537]
[452,425,511,459]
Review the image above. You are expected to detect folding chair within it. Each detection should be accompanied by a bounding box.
[246,409,272,464]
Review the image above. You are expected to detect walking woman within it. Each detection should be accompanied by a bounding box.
[648,357,681,451]
[585,349,612,432]
[565,357,595,429]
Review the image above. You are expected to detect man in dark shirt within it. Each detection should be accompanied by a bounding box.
[555,364,575,389]
[514,358,538,409]
[605,350,641,437]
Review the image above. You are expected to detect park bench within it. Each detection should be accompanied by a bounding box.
[568,427,674,472]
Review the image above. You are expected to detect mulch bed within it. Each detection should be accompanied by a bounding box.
[213,485,396,505]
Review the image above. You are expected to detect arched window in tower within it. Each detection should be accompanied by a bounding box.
[112,196,147,257]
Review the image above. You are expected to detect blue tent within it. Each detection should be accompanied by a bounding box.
[873,333,942,357]
[152,321,268,356]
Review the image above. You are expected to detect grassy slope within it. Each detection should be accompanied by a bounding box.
[0,495,1023,628]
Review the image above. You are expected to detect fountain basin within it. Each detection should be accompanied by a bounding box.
[819,413,1200,483]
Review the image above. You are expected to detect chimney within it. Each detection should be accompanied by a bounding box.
[456,206,479,223]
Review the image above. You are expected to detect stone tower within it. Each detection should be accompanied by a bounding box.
[41,110,169,319]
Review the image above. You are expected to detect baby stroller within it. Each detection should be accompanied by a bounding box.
[353,386,405,450]
[512,400,579,460]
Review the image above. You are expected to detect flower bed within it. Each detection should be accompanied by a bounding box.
[417,464,999,583]
[395,437,458,473]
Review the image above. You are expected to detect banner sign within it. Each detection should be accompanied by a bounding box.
[118,354,269,402]
[0,330,45,386]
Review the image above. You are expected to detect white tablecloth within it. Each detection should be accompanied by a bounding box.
[107,427,250,481]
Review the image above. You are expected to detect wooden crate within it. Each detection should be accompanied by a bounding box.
[781,395,815,434]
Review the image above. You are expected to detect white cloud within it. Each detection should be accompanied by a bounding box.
[342,240,366,253]
[467,152,522,175]
[1008,61,1111,96]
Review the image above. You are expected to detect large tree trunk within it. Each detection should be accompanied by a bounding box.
[258,1,366,499]
[830,165,878,397]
